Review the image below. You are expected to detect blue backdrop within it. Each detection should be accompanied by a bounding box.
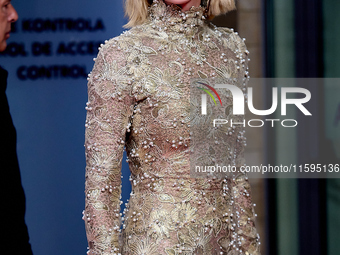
[0,1,132,254]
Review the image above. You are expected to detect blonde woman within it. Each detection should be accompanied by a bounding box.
[84,0,261,254]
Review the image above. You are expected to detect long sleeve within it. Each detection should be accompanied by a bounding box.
[229,172,261,254]
[0,67,33,254]
[84,41,134,255]
[229,37,261,254]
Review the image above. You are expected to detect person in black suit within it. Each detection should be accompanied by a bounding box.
[0,1,33,254]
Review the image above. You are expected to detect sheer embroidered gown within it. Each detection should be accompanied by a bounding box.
[84,1,261,254]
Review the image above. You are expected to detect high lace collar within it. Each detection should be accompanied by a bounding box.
[148,0,207,34]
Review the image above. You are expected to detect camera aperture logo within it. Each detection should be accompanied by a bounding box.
[196,81,312,128]
[196,81,223,114]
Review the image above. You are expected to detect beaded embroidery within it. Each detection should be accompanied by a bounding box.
[84,1,261,254]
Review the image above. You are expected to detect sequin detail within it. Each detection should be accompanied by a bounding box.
[84,1,261,254]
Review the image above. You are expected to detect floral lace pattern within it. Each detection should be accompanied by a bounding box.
[84,0,261,254]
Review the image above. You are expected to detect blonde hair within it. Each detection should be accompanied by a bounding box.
[123,0,236,28]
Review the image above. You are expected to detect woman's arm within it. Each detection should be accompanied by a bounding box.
[83,41,133,255]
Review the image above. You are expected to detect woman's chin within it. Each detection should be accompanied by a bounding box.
[164,0,191,5]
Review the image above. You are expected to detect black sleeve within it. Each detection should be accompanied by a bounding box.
[0,67,33,255]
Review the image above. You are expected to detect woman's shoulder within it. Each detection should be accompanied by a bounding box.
[94,31,134,67]
[210,25,248,54]
[98,31,130,53]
